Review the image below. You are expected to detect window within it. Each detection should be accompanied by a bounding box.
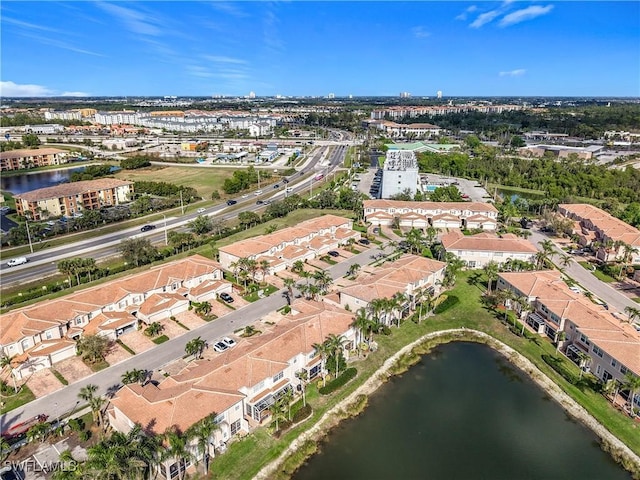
[273,371,284,383]
[45,331,53,339]
[214,414,224,424]
[467,261,476,268]
[620,365,628,375]
[579,334,591,347]
[611,358,617,368]
[230,419,241,435]
[253,380,265,393]
[592,345,604,358]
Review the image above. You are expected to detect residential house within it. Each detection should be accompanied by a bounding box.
[218,215,359,273]
[0,255,228,379]
[108,300,356,479]
[364,199,498,230]
[497,271,640,401]
[441,231,538,268]
[335,255,446,324]
[14,178,134,220]
[558,204,640,263]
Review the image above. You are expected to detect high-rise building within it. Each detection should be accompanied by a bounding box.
[327,93,335,99]
[400,92,411,98]
[381,150,419,199]
[248,91,256,99]
[437,90,443,99]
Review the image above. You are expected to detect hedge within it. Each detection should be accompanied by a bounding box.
[318,367,357,395]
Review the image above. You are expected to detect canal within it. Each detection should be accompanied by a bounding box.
[293,342,631,480]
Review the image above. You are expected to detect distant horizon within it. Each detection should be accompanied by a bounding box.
[2,2,638,97]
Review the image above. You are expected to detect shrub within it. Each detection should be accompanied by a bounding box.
[78,430,91,442]
[67,418,85,432]
[381,325,392,335]
[319,367,357,395]
[292,404,312,423]
[434,295,459,314]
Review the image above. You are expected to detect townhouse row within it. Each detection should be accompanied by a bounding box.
[0,255,232,379]
[497,270,640,406]
[363,199,499,231]
[107,254,446,479]
[218,214,360,273]
[0,148,69,172]
[558,203,640,264]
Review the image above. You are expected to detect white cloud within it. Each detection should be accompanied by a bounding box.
[469,1,512,28]
[455,5,478,21]
[209,2,248,18]
[499,69,526,77]
[499,5,554,27]
[203,55,247,65]
[2,17,64,34]
[411,26,431,38]
[0,81,54,97]
[61,91,89,97]
[97,2,162,36]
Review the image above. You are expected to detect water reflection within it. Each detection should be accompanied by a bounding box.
[1,167,86,194]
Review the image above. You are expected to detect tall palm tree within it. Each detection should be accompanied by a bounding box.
[537,239,556,269]
[624,306,640,325]
[26,421,50,443]
[558,254,573,272]
[258,259,271,283]
[270,396,288,433]
[295,370,309,407]
[185,336,206,360]
[162,427,194,480]
[291,260,305,275]
[350,308,369,352]
[187,414,220,477]
[622,373,640,417]
[346,263,361,279]
[194,301,212,316]
[483,261,499,294]
[390,291,408,327]
[283,277,296,300]
[324,334,347,378]
[0,354,18,393]
[78,384,105,427]
[367,297,387,326]
[146,321,164,337]
[313,270,333,295]
[312,341,331,387]
[577,351,591,379]
[122,368,148,385]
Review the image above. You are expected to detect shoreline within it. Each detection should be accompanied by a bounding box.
[255,328,640,480]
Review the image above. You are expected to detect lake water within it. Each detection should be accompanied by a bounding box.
[293,342,631,480]
[0,167,86,194]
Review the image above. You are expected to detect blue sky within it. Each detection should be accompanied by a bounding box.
[1,1,638,97]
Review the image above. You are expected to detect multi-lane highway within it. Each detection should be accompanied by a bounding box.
[0,144,350,288]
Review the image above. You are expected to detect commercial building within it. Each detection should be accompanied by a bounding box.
[14,178,134,219]
[441,231,538,268]
[558,203,640,264]
[380,150,420,199]
[0,255,230,380]
[218,215,359,274]
[364,199,498,230]
[0,148,69,172]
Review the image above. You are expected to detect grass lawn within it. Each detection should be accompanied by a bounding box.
[244,284,279,303]
[579,261,617,283]
[152,335,169,345]
[487,183,546,196]
[0,385,36,415]
[210,270,640,480]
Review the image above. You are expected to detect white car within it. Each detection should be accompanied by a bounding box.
[242,194,248,198]
[213,341,228,353]
[6,257,28,267]
[254,190,263,196]
[221,336,236,348]
[197,208,206,214]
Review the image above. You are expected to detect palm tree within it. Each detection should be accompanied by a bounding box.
[193,301,212,316]
[0,437,10,462]
[291,260,305,275]
[555,331,566,356]
[620,243,638,278]
[146,321,164,337]
[537,239,556,267]
[313,270,333,295]
[324,334,347,378]
[350,308,369,353]
[312,341,331,387]
[258,259,271,283]
[295,370,309,407]
[346,263,361,279]
[283,277,296,300]
[558,254,573,272]
[624,306,640,325]
[78,384,105,427]
[27,421,50,443]
[483,261,499,294]
[622,373,640,417]
[0,354,18,393]
[270,395,288,433]
[162,427,194,480]
[577,351,591,379]
[229,260,240,284]
[185,336,206,360]
[187,414,220,477]
[367,297,387,327]
[517,297,534,336]
[443,254,465,288]
[390,291,408,327]
[122,368,148,385]
[308,284,321,301]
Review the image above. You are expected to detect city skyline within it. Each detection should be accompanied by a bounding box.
[1,1,639,98]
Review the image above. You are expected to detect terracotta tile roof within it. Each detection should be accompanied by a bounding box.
[138,293,188,316]
[15,179,134,202]
[559,203,640,247]
[442,231,538,253]
[364,199,498,213]
[29,339,76,357]
[0,148,67,159]
[84,311,136,335]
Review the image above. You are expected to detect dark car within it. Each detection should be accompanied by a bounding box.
[140,225,156,232]
[283,178,289,183]
[256,200,264,205]
[328,250,340,257]
[227,199,237,206]
[358,238,370,245]
[273,184,280,189]
[220,292,234,303]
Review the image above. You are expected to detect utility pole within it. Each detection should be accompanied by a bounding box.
[180,190,184,215]
[25,217,34,253]
[162,214,168,245]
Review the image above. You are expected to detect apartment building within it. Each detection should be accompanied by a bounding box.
[14,178,134,219]
[218,215,359,273]
[380,150,420,199]
[332,255,446,324]
[497,271,640,396]
[0,148,68,172]
[108,299,356,479]
[558,203,640,263]
[441,231,538,268]
[364,199,498,230]
[369,120,442,138]
[0,255,230,379]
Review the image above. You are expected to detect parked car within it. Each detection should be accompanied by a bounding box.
[221,336,236,348]
[256,200,264,205]
[213,341,228,353]
[358,238,370,245]
[328,250,340,257]
[226,199,237,206]
[273,184,280,189]
[283,178,289,183]
[140,224,156,232]
[197,208,206,213]
[242,194,248,198]
[254,189,263,196]
[6,257,28,267]
[220,292,234,303]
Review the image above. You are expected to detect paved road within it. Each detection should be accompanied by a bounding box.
[0,240,389,432]
[528,228,638,314]
[0,145,346,288]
